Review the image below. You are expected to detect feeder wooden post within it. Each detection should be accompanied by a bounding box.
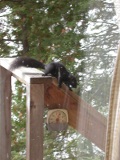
[0,66,11,160]
[0,58,108,157]
[26,83,44,160]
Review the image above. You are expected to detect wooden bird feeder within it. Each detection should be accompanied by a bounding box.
[0,58,107,160]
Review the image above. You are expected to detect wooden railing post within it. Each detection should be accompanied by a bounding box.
[26,83,44,160]
[0,66,11,160]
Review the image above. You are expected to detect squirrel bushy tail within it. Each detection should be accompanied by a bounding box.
[10,57,45,70]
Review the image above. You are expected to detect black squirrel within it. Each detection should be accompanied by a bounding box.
[10,57,77,90]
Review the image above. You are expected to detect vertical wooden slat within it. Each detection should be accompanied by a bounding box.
[26,83,44,160]
[0,66,11,160]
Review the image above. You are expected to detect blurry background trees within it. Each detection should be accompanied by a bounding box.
[0,0,119,159]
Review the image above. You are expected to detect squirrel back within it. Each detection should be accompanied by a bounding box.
[10,57,45,70]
